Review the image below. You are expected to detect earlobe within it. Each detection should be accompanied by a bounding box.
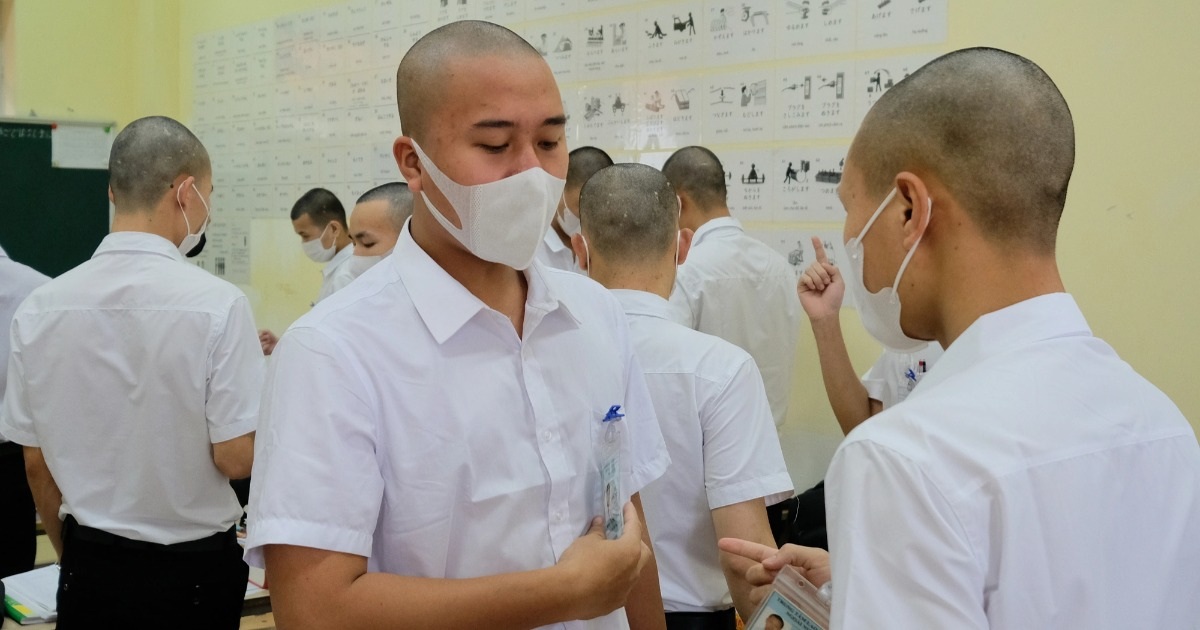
[895,172,932,249]
[677,228,694,266]
[394,137,422,193]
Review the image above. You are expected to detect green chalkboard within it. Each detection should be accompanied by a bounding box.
[0,121,110,278]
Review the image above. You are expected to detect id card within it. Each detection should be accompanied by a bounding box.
[599,405,625,540]
[743,566,830,630]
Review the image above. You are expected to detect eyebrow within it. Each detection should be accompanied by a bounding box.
[472,115,568,129]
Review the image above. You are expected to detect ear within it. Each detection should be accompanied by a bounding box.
[570,233,589,271]
[895,172,932,250]
[174,174,196,207]
[676,228,694,266]
[107,187,115,204]
[394,136,423,193]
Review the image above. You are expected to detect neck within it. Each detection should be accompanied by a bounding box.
[550,218,570,248]
[932,245,1065,348]
[409,209,528,335]
[333,233,353,253]
[589,259,675,300]
[684,205,731,233]
[111,206,175,242]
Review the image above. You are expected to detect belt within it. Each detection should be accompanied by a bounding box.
[665,608,737,630]
[62,515,238,554]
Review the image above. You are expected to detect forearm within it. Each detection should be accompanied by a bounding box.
[809,317,874,435]
[271,558,579,630]
[713,500,777,620]
[23,448,63,558]
[624,495,666,630]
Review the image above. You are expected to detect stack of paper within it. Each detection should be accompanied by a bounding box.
[2,564,59,625]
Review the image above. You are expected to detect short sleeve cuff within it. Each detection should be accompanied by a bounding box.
[629,443,671,497]
[210,414,259,443]
[862,376,886,402]
[0,421,38,447]
[243,517,374,569]
[707,472,795,509]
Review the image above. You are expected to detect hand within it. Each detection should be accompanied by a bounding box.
[259,329,279,356]
[718,538,831,609]
[556,502,652,620]
[797,236,844,322]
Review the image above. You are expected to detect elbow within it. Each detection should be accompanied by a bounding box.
[213,450,253,480]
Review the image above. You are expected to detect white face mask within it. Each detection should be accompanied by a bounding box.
[841,187,930,353]
[177,183,210,258]
[347,248,391,279]
[558,202,582,239]
[301,223,336,263]
[412,140,565,270]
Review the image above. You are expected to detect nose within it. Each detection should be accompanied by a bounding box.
[509,141,542,176]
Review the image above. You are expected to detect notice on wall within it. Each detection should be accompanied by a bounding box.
[50,124,114,170]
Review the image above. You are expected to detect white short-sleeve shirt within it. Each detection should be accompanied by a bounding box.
[827,294,1200,628]
[246,228,670,630]
[0,232,263,544]
[0,245,49,444]
[669,217,801,427]
[861,344,945,409]
[535,228,578,272]
[315,243,356,303]
[613,290,793,613]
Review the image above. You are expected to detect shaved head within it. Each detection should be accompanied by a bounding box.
[396,21,543,143]
[661,146,728,212]
[109,116,210,211]
[852,47,1075,252]
[567,146,614,191]
[356,182,414,231]
[579,163,679,266]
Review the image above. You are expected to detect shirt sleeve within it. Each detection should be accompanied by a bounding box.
[616,311,671,498]
[0,313,37,446]
[860,352,890,404]
[826,438,988,629]
[244,326,384,568]
[700,356,794,509]
[205,296,264,443]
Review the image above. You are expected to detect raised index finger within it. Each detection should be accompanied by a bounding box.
[717,537,778,563]
[811,236,830,265]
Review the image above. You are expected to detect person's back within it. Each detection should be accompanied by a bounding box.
[573,163,791,627]
[831,294,1200,627]
[664,147,801,428]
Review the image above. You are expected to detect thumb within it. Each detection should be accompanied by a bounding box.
[621,501,643,539]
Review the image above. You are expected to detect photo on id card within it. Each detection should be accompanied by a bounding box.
[743,565,830,630]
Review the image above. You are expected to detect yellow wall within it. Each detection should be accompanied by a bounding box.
[7,2,1200,480]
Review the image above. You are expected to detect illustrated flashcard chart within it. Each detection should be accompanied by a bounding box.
[772,145,847,221]
[854,52,938,125]
[475,0,525,24]
[776,0,856,57]
[576,10,636,80]
[527,21,577,80]
[577,82,638,150]
[703,69,772,144]
[526,0,566,21]
[775,60,854,140]
[638,2,703,73]
[856,0,947,50]
[636,75,703,151]
[747,228,851,297]
[705,0,774,65]
[433,0,473,28]
[720,150,775,222]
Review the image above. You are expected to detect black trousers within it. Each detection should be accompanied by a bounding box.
[0,442,36,579]
[665,608,737,630]
[56,516,249,630]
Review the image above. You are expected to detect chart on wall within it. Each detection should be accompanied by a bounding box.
[189,0,948,283]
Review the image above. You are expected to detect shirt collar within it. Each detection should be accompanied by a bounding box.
[909,293,1092,399]
[322,243,355,277]
[611,289,675,321]
[542,228,568,253]
[391,226,581,345]
[692,216,743,247]
[93,232,185,262]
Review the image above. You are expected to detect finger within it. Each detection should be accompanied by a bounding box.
[798,274,817,293]
[635,541,652,574]
[813,263,832,285]
[746,562,780,588]
[582,516,605,539]
[620,501,642,540]
[802,267,826,292]
[762,544,829,572]
[748,583,774,609]
[717,537,778,563]
[811,236,829,265]
[821,262,839,280]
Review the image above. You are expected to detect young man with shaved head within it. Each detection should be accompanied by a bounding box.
[536,146,614,271]
[246,21,670,630]
[0,116,261,628]
[346,181,414,279]
[572,163,793,629]
[722,48,1200,627]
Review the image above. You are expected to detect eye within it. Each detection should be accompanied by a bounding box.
[538,140,560,151]
[478,144,507,154]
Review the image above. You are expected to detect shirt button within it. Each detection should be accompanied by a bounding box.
[554,511,563,522]
[542,429,553,442]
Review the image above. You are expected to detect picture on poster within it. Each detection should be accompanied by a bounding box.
[702,70,772,143]
[475,0,525,25]
[775,60,854,140]
[705,0,774,65]
[856,0,947,50]
[637,2,703,73]
[777,0,855,56]
[854,53,938,126]
[636,75,703,151]
[433,0,473,27]
[773,147,837,222]
[576,11,636,80]
[577,82,637,150]
[527,21,577,80]
[720,150,774,222]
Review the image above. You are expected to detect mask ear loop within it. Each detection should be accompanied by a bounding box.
[887,196,933,300]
